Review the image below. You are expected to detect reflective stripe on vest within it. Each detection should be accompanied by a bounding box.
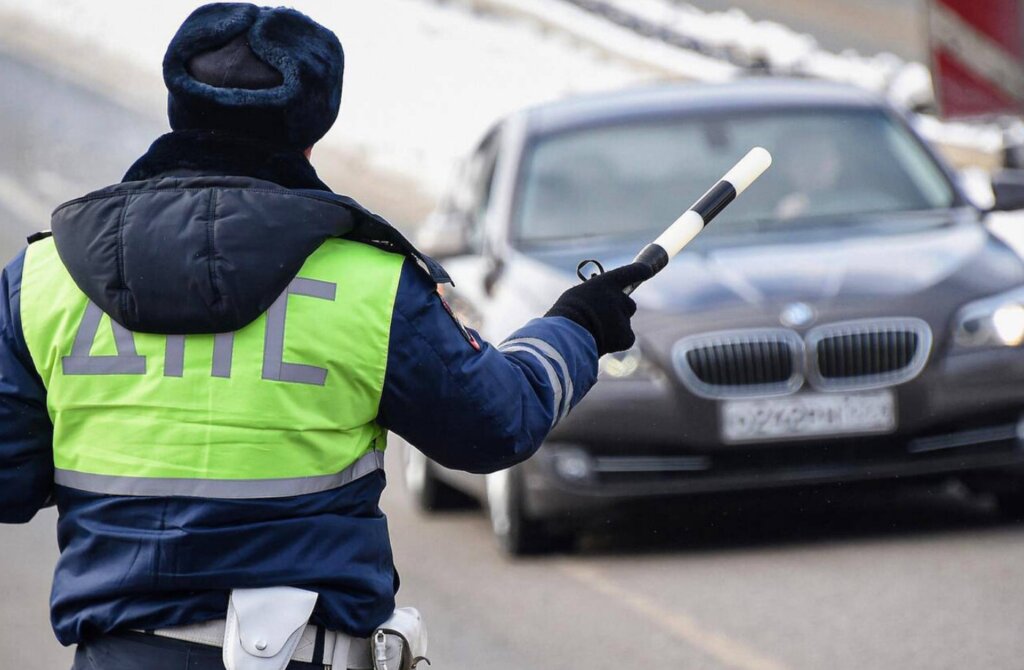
[20,237,404,499]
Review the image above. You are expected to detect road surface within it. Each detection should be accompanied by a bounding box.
[2,33,1024,670]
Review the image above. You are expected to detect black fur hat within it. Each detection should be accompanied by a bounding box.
[163,3,344,149]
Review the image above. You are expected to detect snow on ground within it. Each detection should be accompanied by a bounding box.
[0,0,653,195]
[597,0,923,99]
[471,0,738,80]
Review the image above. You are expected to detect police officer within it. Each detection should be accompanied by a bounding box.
[0,4,651,669]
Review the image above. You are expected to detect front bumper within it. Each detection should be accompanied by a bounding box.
[520,348,1024,518]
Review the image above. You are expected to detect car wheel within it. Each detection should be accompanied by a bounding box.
[402,443,475,512]
[485,467,574,556]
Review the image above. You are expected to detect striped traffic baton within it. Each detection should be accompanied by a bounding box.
[577,147,772,294]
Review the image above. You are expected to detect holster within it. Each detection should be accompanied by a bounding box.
[222,587,318,670]
[358,607,429,670]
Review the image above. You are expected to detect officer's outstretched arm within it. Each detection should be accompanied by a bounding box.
[0,250,54,523]
[377,260,646,474]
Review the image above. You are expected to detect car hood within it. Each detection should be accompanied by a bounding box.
[515,215,1024,336]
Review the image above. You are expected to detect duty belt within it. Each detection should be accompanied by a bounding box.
[135,587,427,670]
[140,619,371,668]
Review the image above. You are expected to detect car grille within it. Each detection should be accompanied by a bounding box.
[673,330,803,398]
[807,319,932,389]
[816,331,918,378]
[686,341,794,385]
[673,319,932,398]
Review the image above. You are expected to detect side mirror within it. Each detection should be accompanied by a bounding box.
[990,169,1024,212]
[414,212,473,259]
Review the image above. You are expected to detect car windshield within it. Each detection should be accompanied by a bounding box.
[515,108,957,245]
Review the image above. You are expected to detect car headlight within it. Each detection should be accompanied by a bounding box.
[598,344,662,380]
[954,286,1024,348]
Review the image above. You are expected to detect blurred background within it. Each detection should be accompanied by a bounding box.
[3,1,1024,668]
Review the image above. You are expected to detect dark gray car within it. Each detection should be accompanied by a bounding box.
[400,79,1024,554]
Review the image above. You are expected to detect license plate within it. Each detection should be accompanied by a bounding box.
[720,391,897,443]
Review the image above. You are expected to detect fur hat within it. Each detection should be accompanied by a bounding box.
[163,3,344,149]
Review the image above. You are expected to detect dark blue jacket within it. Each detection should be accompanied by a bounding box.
[0,133,599,645]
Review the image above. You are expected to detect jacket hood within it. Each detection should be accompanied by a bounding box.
[50,176,359,334]
[48,131,448,335]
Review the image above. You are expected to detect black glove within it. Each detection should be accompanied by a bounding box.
[545,262,654,356]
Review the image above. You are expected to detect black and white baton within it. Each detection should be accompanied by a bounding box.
[577,147,773,294]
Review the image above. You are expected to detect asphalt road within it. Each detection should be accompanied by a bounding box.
[3,31,1024,670]
[0,45,165,670]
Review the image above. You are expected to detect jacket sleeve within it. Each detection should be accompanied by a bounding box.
[0,249,54,523]
[377,259,599,474]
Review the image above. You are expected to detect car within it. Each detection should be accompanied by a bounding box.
[398,78,1024,555]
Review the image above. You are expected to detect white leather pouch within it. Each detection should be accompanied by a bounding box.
[222,587,319,670]
[344,607,428,670]
[373,607,430,670]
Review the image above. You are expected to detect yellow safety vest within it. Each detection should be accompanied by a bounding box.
[20,236,404,498]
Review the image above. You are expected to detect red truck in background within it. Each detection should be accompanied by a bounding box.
[929,0,1024,119]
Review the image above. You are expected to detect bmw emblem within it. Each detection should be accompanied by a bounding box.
[780,302,815,328]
